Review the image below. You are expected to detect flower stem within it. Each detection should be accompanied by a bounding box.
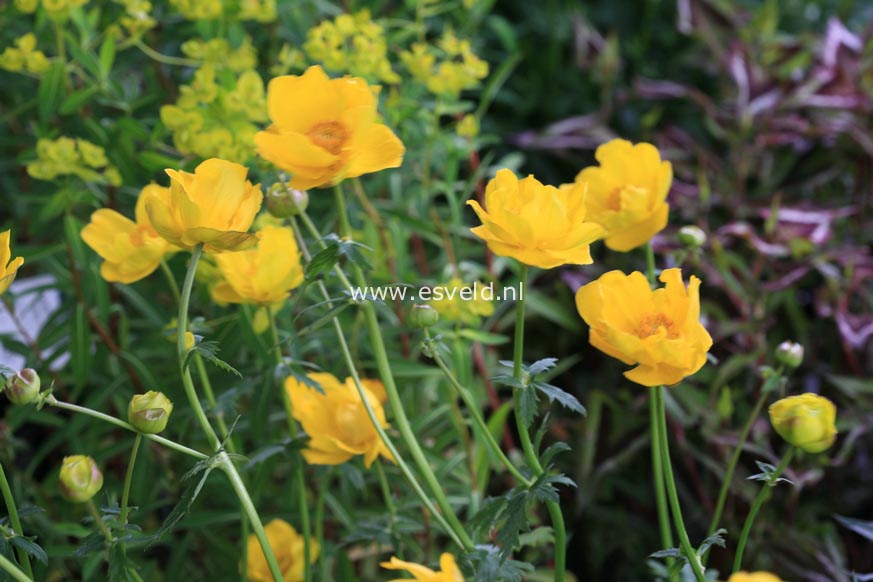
[177,245,283,582]
[87,499,113,545]
[649,393,675,576]
[120,434,142,525]
[0,463,33,578]
[655,387,706,582]
[133,40,200,67]
[159,259,181,303]
[0,553,30,582]
[732,447,794,573]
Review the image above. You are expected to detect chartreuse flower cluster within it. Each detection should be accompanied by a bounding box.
[427,277,494,325]
[400,30,489,97]
[108,0,157,39]
[0,33,49,74]
[27,137,122,186]
[168,0,276,22]
[303,10,399,83]
[14,0,87,19]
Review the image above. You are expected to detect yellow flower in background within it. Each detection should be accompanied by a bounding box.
[210,225,304,305]
[400,30,489,97]
[727,572,783,582]
[81,184,176,283]
[381,553,464,582]
[26,137,121,186]
[304,10,399,83]
[146,158,262,254]
[573,139,672,252]
[427,278,494,325]
[0,230,25,295]
[255,65,404,189]
[0,33,50,74]
[285,372,392,467]
[769,393,837,454]
[575,269,712,386]
[467,169,605,269]
[246,518,319,582]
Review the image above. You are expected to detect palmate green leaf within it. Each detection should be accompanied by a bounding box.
[466,545,533,582]
[532,380,586,417]
[517,386,539,428]
[9,535,48,565]
[183,340,242,378]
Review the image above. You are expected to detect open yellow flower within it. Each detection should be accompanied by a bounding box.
[210,225,304,305]
[146,158,262,253]
[381,553,464,582]
[575,268,712,386]
[255,65,404,189]
[467,169,605,269]
[246,518,319,582]
[769,393,837,454]
[285,372,392,467]
[81,185,177,284]
[573,139,672,252]
[727,572,783,582]
[0,230,24,295]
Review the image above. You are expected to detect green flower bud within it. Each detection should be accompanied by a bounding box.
[265,183,309,218]
[4,368,41,405]
[127,391,174,434]
[58,455,103,503]
[678,225,707,248]
[775,341,804,369]
[769,393,837,453]
[410,304,439,328]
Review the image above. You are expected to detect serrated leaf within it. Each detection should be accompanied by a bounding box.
[650,547,682,559]
[528,358,558,376]
[10,536,47,565]
[74,531,107,557]
[540,442,571,467]
[697,528,727,556]
[518,526,554,548]
[305,243,340,281]
[490,374,525,390]
[517,387,539,429]
[533,381,585,416]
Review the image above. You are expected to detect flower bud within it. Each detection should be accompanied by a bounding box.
[128,391,174,434]
[410,304,439,328]
[769,393,837,453]
[4,368,41,405]
[775,341,804,369]
[678,225,707,248]
[265,183,309,218]
[58,455,103,503]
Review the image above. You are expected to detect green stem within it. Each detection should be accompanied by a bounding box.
[375,458,401,556]
[0,463,33,578]
[546,502,567,580]
[315,473,328,580]
[425,330,532,487]
[45,396,208,460]
[120,434,142,524]
[133,40,200,67]
[266,307,313,582]
[333,185,352,238]
[159,259,181,303]
[87,499,113,545]
[732,447,794,573]
[0,553,31,582]
[177,245,283,582]
[655,387,706,582]
[289,214,470,550]
[649,393,675,575]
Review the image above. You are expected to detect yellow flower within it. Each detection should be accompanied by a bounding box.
[727,572,783,582]
[381,553,464,582]
[573,139,672,252]
[284,372,392,467]
[0,230,24,295]
[81,185,177,283]
[575,268,712,386]
[146,158,263,253]
[210,225,304,305]
[769,393,837,454]
[255,65,404,189]
[427,278,494,325]
[466,169,605,269]
[246,518,319,582]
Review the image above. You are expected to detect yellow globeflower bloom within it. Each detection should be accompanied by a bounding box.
[574,139,672,252]
[81,185,177,284]
[210,226,304,305]
[466,169,605,269]
[146,158,262,253]
[255,65,405,189]
[575,268,712,386]
[769,393,837,454]
[285,372,392,467]
[727,572,783,582]
[0,230,24,295]
[246,518,319,582]
[381,553,464,582]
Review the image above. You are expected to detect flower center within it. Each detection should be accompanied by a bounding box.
[606,188,623,211]
[637,312,679,339]
[306,121,348,155]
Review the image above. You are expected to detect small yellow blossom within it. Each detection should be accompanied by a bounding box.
[0,230,25,295]
[285,372,392,467]
[400,32,488,97]
[381,553,464,582]
[246,519,319,582]
[81,184,177,283]
[169,0,221,20]
[255,65,404,189]
[427,278,494,325]
[573,139,672,252]
[769,393,837,454]
[575,268,713,386]
[239,0,276,23]
[303,10,399,83]
[26,137,121,186]
[467,169,605,269]
[0,33,50,74]
[456,115,479,139]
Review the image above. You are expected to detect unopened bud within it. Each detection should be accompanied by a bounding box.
[58,455,103,503]
[775,341,804,369]
[5,369,41,405]
[410,304,439,328]
[266,183,309,218]
[678,225,707,248]
[128,391,174,434]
